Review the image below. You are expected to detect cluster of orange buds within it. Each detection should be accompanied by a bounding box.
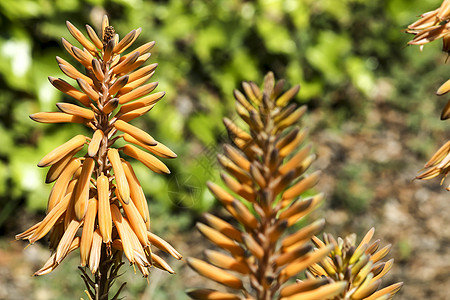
[16,15,181,277]
[307,228,403,300]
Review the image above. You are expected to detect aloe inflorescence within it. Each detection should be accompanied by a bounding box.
[16,15,181,299]
[187,72,348,300]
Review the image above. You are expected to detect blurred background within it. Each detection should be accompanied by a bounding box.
[0,0,449,299]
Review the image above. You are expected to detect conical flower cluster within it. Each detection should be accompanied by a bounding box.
[307,228,403,300]
[187,73,348,300]
[407,0,450,186]
[16,16,181,278]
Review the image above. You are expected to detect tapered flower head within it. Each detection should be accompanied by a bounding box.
[187,73,347,300]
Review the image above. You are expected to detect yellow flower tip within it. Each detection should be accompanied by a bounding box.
[436,79,450,95]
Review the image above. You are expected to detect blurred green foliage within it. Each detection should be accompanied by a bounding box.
[334,163,374,213]
[0,0,447,228]
[2,0,450,299]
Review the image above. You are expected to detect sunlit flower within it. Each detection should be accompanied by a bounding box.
[16,16,181,291]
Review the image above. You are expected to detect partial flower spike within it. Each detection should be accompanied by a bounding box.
[16,15,181,299]
[305,228,403,300]
[187,73,345,299]
[406,1,450,188]
[406,0,450,51]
